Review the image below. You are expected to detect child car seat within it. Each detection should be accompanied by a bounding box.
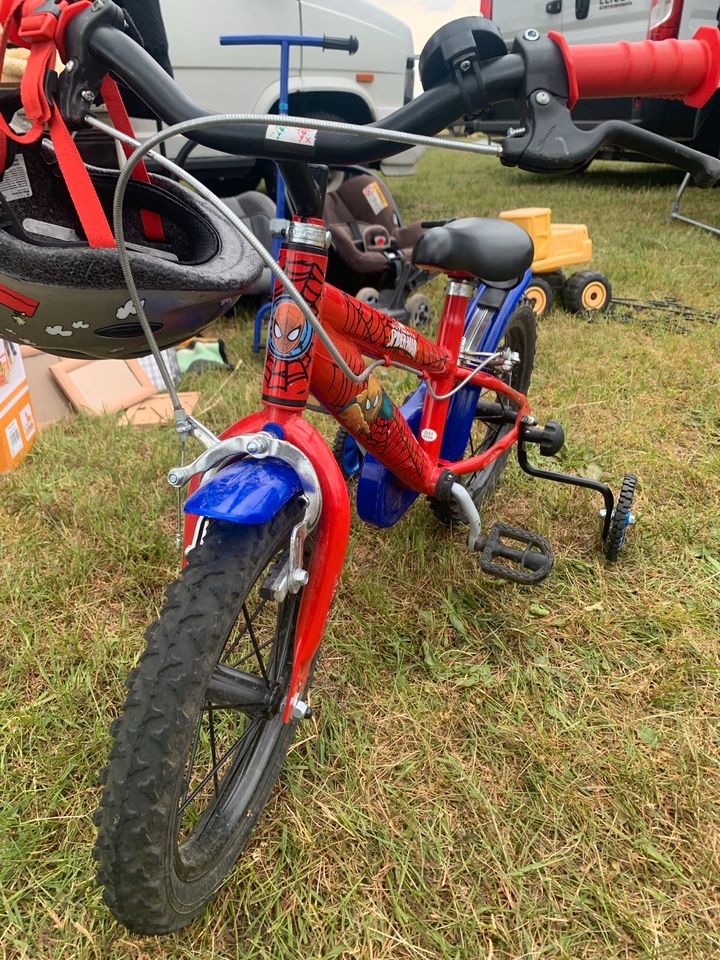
[323,172,430,322]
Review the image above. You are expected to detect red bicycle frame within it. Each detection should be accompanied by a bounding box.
[195,215,531,720]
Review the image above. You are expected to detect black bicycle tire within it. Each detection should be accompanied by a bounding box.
[94,501,307,933]
[428,302,536,524]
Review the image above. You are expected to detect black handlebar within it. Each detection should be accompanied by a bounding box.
[87,24,523,165]
[60,2,720,186]
[322,35,359,54]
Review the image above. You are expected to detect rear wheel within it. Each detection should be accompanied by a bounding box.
[428,302,536,524]
[94,503,309,933]
[333,427,363,479]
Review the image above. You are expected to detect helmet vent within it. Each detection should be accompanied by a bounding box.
[95,322,163,339]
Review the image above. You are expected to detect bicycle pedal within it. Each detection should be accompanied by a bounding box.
[477,522,554,585]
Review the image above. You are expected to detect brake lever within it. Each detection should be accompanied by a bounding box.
[501,93,720,187]
[499,30,720,187]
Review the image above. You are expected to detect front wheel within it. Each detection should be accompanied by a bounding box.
[94,502,309,934]
[428,302,536,524]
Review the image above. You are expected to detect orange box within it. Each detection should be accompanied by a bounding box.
[0,338,37,471]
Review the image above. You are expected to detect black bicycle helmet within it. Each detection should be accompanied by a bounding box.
[0,139,262,359]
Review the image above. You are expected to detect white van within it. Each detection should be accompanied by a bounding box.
[478,1,719,151]
[485,0,717,44]
[144,0,417,192]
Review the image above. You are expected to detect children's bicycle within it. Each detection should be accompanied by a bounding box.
[2,0,719,934]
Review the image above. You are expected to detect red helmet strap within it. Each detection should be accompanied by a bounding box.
[0,0,164,248]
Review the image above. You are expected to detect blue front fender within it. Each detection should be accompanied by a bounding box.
[184,457,304,524]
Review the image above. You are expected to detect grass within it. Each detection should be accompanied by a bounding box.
[1,149,719,960]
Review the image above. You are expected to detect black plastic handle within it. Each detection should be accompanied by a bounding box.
[597,122,720,187]
[501,94,720,186]
[69,2,720,183]
[322,35,359,54]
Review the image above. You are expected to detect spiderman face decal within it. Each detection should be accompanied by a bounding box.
[268,299,313,360]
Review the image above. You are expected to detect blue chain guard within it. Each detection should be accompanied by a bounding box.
[356,270,531,528]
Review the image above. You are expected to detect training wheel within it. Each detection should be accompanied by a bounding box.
[602,474,637,561]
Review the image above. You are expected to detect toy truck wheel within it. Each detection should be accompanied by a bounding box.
[544,270,566,297]
[356,286,380,308]
[564,271,612,313]
[406,293,431,328]
[525,276,553,317]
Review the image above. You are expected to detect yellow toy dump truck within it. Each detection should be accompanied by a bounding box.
[499,207,611,317]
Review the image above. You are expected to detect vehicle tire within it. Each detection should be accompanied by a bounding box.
[544,269,566,298]
[564,271,612,313]
[525,276,553,317]
[604,474,637,562]
[428,302,536,524]
[356,286,381,308]
[94,501,310,934]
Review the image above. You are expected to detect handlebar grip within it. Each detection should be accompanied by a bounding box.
[551,26,720,109]
[322,35,359,54]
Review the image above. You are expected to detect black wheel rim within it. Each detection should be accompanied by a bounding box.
[172,546,299,881]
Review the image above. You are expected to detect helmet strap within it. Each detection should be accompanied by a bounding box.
[1,0,165,249]
[100,76,165,242]
[0,0,116,246]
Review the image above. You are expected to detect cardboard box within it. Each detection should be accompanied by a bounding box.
[20,347,74,430]
[0,339,37,471]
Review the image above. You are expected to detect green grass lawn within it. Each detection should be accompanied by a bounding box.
[1,150,719,960]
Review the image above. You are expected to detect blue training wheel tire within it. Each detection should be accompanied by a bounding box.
[604,474,637,561]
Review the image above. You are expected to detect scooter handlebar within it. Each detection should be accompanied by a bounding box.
[322,35,359,55]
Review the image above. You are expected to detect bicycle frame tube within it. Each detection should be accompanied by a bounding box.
[417,278,475,462]
[438,270,532,464]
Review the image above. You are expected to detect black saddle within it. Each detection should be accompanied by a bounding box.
[412,217,534,286]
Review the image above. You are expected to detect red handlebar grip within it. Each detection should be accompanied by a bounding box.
[549,26,720,110]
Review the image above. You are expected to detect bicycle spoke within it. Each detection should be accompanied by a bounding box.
[243,603,270,685]
[207,705,220,797]
[230,635,274,671]
[178,718,261,816]
[180,713,204,808]
[222,597,269,663]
